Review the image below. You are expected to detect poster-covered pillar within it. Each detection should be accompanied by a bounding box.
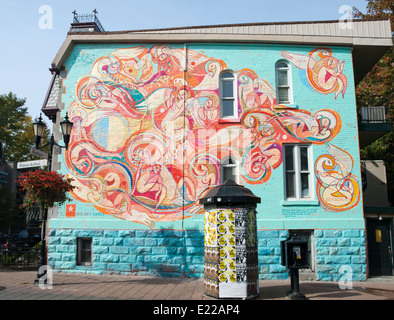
[199,179,261,299]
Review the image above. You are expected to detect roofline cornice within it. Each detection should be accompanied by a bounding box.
[53,32,392,69]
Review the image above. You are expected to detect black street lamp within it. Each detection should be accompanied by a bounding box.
[33,113,73,172]
[32,112,73,285]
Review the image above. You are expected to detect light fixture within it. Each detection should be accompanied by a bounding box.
[60,113,73,149]
[33,113,46,149]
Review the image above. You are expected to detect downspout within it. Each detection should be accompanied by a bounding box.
[182,43,188,275]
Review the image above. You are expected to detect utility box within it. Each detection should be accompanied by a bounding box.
[281,236,309,269]
[199,179,261,299]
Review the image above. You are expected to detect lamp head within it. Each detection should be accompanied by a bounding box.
[60,113,73,149]
[33,113,46,148]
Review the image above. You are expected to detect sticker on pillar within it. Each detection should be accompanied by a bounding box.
[219,258,236,272]
[204,210,217,246]
[66,204,76,218]
[205,247,219,264]
[204,278,219,298]
[247,234,257,247]
[218,221,235,235]
[217,209,233,222]
[219,247,236,259]
[218,234,235,246]
[219,270,236,283]
[236,248,247,264]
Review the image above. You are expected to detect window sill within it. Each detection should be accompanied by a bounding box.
[76,264,93,268]
[281,200,320,206]
[218,118,241,124]
[276,104,298,109]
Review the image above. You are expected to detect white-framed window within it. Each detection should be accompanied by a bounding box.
[221,156,238,183]
[77,237,92,266]
[275,61,292,104]
[283,144,313,200]
[219,70,237,118]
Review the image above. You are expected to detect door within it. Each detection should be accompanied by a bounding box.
[367,219,393,276]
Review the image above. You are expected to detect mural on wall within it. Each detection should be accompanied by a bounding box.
[280,48,347,99]
[64,45,358,227]
[315,144,360,211]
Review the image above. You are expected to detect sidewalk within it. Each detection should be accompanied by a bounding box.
[1,270,394,300]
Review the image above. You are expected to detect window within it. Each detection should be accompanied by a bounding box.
[284,144,313,200]
[221,156,238,183]
[220,71,237,118]
[77,237,92,266]
[275,61,292,104]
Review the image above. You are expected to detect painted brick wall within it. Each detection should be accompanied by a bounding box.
[48,228,204,277]
[315,229,367,281]
[258,230,289,280]
[48,228,366,280]
[46,41,367,281]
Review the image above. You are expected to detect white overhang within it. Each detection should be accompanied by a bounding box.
[53,18,392,85]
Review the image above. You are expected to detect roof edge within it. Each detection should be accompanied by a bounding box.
[67,17,391,35]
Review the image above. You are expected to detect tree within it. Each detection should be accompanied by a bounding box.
[0,92,50,163]
[353,0,394,204]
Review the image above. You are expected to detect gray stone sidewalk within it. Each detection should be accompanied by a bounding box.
[1,270,394,300]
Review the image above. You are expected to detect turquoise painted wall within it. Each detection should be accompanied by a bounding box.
[48,42,366,280]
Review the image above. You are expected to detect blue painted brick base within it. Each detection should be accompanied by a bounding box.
[48,228,205,277]
[48,228,367,281]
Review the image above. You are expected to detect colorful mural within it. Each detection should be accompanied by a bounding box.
[64,45,359,227]
[315,144,360,211]
[280,48,347,99]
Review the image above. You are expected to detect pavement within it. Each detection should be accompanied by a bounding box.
[1,270,394,301]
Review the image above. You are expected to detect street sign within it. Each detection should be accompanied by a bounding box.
[30,147,48,159]
[17,159,48,169]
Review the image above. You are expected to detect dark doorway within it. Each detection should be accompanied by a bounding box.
[367,218,393,276]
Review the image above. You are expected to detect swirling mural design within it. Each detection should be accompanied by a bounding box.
[64,45,356,227]
[280,48,347,99]
[315,144,360,211]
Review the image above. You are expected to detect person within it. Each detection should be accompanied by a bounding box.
[4,240,9,255]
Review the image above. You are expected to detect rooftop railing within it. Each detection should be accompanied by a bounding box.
[72,12,105,33]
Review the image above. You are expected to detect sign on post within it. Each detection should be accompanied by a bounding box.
[17,159,48,169]
[30,147,48,159]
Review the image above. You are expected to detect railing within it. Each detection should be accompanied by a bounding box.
[359,106,389,124]
[0,246,39,270]
[72,13,105,32]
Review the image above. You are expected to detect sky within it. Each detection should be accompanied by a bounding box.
[0,0,370,121]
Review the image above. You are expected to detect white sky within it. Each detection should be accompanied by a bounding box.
[0,0,370,120]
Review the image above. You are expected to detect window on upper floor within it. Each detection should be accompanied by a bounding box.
[283,144,313,200]
[275,61,292,104]
[221,156,239,184]
[219,70,237,119]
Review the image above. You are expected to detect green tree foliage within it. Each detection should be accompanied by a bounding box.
[0,92,50,163]
[353,0,394,204]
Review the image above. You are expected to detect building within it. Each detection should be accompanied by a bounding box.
[362,160,394,276]
[41,15,392,281]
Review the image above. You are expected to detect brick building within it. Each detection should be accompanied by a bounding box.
[41,17,392,281]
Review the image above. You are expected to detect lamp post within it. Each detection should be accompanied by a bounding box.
[32,112,73,285]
